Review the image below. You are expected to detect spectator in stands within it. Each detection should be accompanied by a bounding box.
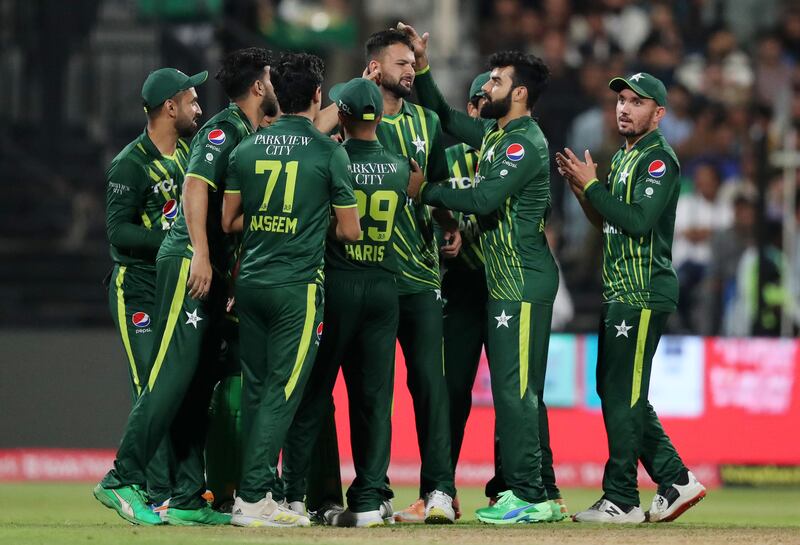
[754,33,795,108]
[659,83,694,148]
[673,162,734,331]
[700,189,757,335]
[571,5,622,63]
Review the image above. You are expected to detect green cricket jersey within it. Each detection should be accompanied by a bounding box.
[415,67,557,304]
[376,99,448,295]
[583,128,680,311]
[158,103,254,270]
[324,138,409,275]
[444,143,484,272]
[105,129,190,270]
[225,115,358,289]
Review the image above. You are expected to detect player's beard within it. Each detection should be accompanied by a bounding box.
[262,91,279,118]
[381,74,412,99]
[618,112,655,138]
[176,113,200,138]
[480,90,512,119]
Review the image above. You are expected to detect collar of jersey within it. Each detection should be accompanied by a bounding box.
[344,138,383,151]
[381,99,415,122]
[138,127,163,159]
[227,102,256,134]
[624,127,662,153]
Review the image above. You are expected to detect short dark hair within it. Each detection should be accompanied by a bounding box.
[271,53,324,114]
[215,47,272,100]
[365,29,413,61]
[488,50,550,109]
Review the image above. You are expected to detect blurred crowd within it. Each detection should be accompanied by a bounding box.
[476,0,800,335]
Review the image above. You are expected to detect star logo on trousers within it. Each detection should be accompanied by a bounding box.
[411,136,426,154]
[185,309,203,329]
[495,310,513,328]
[434,289,442,301]
[615,320,633,338]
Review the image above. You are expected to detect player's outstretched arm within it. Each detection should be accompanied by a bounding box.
[398,22,486,149]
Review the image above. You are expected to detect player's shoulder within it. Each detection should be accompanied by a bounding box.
[499,120,547,163]
[638,138,680,179]
[108,141,146,178]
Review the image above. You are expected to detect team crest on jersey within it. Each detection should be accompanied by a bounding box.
[648,160,666,178]
[505,143,525,161]
[162,199,178,220]
[132,312,151,328]
[316,322,324,340]
[208,129,226,145]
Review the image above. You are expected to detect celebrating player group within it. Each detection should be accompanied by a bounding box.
[95,22,706,528]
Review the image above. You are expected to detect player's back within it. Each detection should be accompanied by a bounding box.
[325,138,409,275]
[227,115,354,289]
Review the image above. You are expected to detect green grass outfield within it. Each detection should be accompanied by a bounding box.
[1,483,799,545]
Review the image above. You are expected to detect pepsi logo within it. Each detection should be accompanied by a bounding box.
[505,143,525,162]
[132,312,151,328]
[316,322,324,340]
[162,199,178,220]
[208,129,226,145]
[648,160,666,178]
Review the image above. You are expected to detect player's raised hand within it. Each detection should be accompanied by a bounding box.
[396,22,429,69]
[560,148,598,191]
[407,158,424,200]
[362,64,381,86]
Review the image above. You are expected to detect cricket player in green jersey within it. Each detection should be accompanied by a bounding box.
[557,73,706,524]
[359,29,459,524]
[281,77,418,528]
[221,52,361,529]
[401,22,567,523]
[105,67,204,514]
[405,42,562,522]
[94,48,278,527]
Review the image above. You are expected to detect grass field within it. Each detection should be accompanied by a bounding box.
[1,484,799,545]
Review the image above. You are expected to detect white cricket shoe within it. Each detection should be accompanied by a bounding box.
[286,500,308,517]
[380,499,395,524]
[572,498,645,523]
[230,493,311,527]
[329,508,384,527]
[318,502,345,525]
[424,490,455,524]
[647,471,706,522]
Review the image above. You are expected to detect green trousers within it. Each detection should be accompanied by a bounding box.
[107,264,174,504]
[237,282,323,503]
[398,289,456,498]
[102,256,222,509]
[283,272,397,512]
[485,299,553,504]
[597,303,686,506]
[441,268,488,470]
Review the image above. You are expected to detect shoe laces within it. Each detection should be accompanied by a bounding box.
[427,490,452,505]
[494,490,517,506]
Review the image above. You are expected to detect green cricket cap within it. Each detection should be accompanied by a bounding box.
[141,68,208,110]
[609,72,668,107]
[329,78,383,121]
[469,71,491,99]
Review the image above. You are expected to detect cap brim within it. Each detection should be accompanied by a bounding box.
[183,71,208,90]
[609,77,654,101]
[328,82,346,103]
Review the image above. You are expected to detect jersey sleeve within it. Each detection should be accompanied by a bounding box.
[421,136,539,215]
[584,149,679,238]
[105,158,165,250]
[328,145,358,208]
[185,122,238,190]
[224,147,241,193]
[414,67,488,150]
[425,114,449,185]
